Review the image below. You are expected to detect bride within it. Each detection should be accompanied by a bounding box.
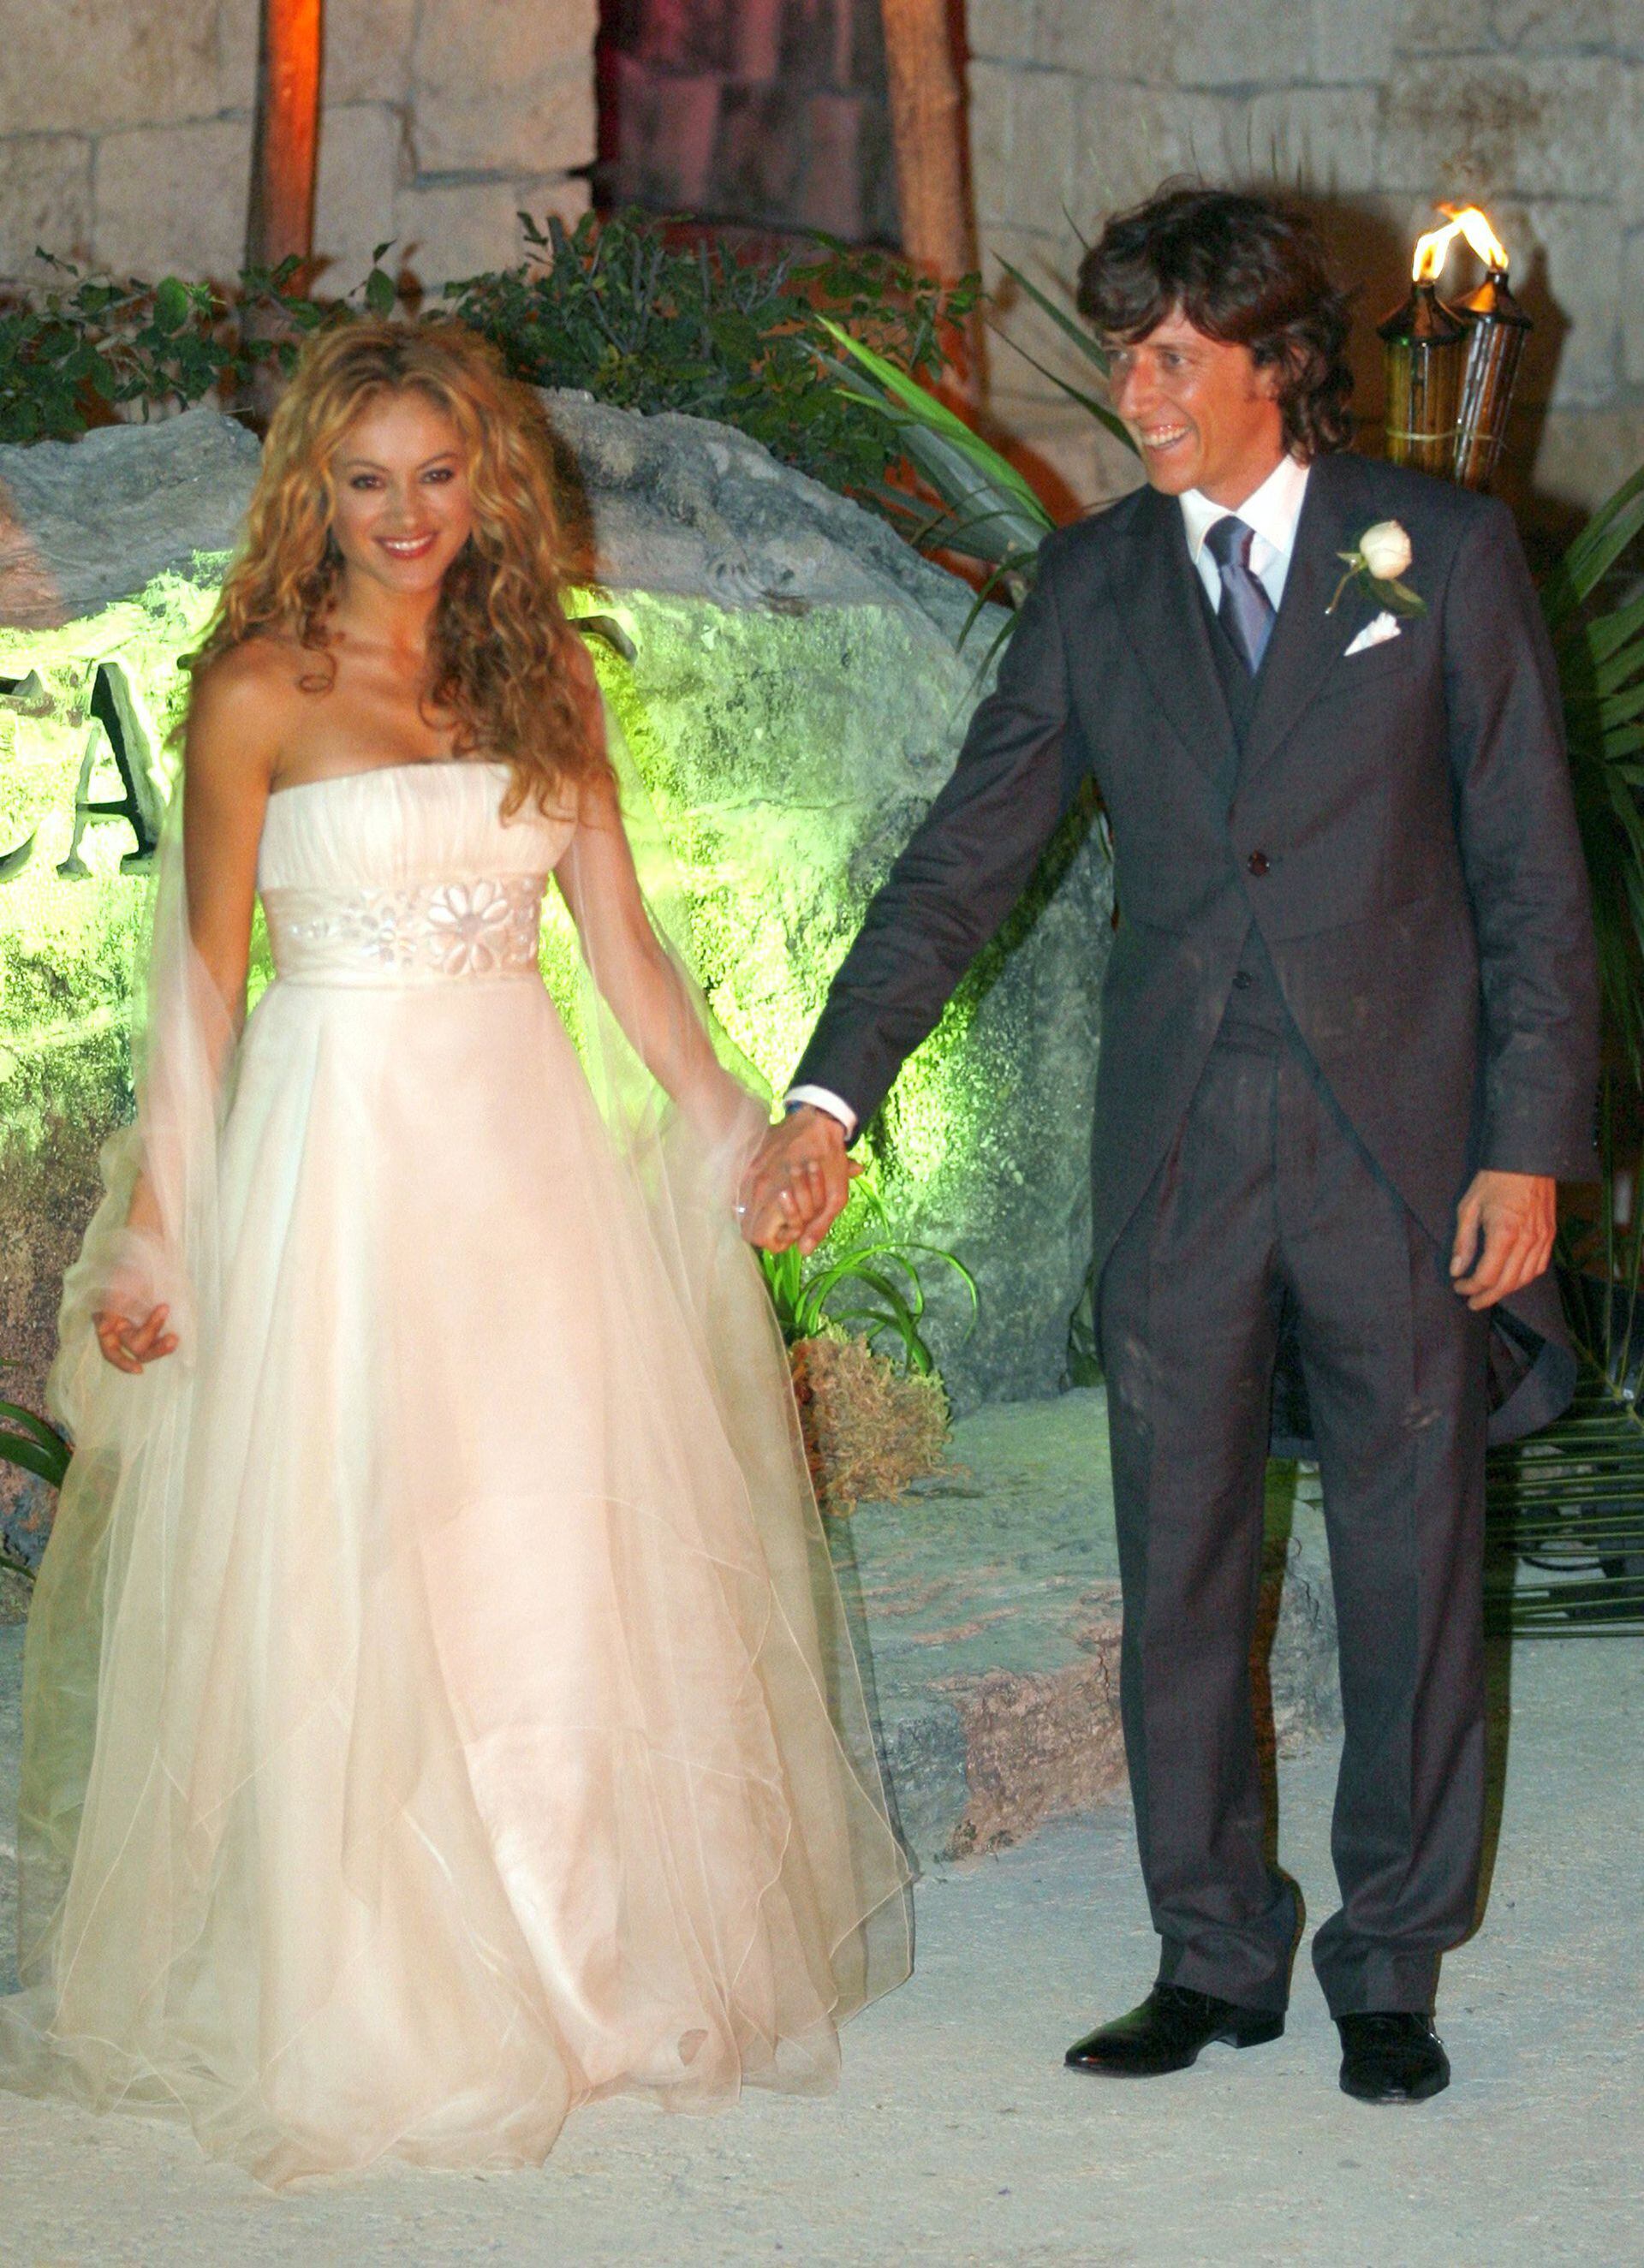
[0,321,909,2186]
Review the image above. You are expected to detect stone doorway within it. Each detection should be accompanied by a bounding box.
[596,0,900,247]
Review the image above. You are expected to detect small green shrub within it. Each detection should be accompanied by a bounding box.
[444,210,979,499]
[0,255,325,444]
[0,215,977,509]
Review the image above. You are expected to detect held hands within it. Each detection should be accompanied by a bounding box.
[736,1105,858,1255]
[1450,1170,1557,1312]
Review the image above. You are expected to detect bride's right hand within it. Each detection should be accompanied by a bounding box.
[95,1304,178,1375]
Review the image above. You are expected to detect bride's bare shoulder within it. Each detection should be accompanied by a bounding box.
[185,634,313,786]
[191,632,317,708]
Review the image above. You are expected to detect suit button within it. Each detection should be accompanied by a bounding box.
[1233,971,1254,990]
[1247,849,1271,877]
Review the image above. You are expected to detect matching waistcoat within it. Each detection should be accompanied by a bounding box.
[1198,580,1292,1045]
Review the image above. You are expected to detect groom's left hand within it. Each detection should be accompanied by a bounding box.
[1450,1169,1558,1310]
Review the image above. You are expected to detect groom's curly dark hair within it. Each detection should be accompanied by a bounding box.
[1076,184,1355,457]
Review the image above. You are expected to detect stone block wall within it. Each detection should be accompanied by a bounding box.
[0,0,596,293]
[967,0,1644,526]
[600,0,898,242]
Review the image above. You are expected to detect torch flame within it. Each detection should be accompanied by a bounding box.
[1411,204,1510,283]
[1439,203,1510,272]
[1412,220,1459,283]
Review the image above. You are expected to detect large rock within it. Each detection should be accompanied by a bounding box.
[544,389,983,634]
[540,395,1113,1408]
[840,1390,1341,1867]
[0,401,1110,1432]
[0,409,263,626]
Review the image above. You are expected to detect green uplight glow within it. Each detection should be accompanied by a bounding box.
[2,568,1016,1387]
[4,549,1111,1426]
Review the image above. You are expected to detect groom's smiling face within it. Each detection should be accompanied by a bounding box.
[1106,308,1287,508]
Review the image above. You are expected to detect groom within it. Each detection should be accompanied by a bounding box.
[745,186,1599,2103]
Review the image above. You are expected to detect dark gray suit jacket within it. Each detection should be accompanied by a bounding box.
[794,449,1600,1423]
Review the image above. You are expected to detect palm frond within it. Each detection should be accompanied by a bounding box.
[1486,1099,1644,1634]
[993,334,1133,448]
[1542,462,1644,630]
[817,324,1054,588]
[993,258,1112,374]
[819,322,1052,518]
[992,259,1138,453]
[1543,467,1644,1074]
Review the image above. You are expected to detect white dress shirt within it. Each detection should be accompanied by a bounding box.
[787,454,1314,1140]
[1179,450,1310,616]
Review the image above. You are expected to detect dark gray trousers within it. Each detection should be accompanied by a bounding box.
[1098,991,1491,2017]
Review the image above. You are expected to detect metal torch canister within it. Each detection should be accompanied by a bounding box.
[1378,281,1469,476]
[1451,267,1533,491]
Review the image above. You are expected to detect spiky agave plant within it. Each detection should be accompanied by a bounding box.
[759,1182,978,1377]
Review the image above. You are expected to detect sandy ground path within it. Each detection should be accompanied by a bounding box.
[1,1628,1640,2265]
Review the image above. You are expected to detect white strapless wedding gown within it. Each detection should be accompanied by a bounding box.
[1,760,908,2187]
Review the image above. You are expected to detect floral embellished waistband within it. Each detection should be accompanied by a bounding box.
[261,875,548,985]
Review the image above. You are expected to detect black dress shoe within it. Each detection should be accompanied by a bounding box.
[1337,2012,1450,2104]
[1065,1984,1284,2077]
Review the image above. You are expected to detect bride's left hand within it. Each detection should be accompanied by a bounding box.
[94,1302,179,1375]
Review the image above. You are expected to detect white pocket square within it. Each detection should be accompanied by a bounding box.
[1344,611,1401,657]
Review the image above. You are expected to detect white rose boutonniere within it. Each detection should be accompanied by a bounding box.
[1326,518,1426,619]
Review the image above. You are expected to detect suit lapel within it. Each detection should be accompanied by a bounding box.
[1110,486,1240,787]
[1240,453,1370,782]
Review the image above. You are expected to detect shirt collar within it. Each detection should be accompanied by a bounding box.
[1180,452,1312,564]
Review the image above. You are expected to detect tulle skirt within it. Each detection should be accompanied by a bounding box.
[0,969,910,2187]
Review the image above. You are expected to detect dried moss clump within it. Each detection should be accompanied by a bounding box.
[789,1331,950,1515]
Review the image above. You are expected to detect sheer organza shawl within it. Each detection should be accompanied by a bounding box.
[3,697,911,2177]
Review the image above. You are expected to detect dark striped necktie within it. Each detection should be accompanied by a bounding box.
[1204,515,1276,674]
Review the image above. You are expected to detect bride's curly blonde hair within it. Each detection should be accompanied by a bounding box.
[186,318,605,814]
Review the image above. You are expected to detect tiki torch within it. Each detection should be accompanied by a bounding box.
[1379,220,1469,477]
[1444,205,1532,492]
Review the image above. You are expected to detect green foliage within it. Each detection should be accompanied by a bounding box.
[1486,1102,1644,1635]
[0,1360,69,1496]
[991,254,1134,452]
[1541,461,1644,1078]
[443,209,979,497]
[0,1397,68,1490]
[821,319,1052,624]
[759,1182,978,1377]
[0,256,325,444]
[0,1374,69,1580]
[0,213,975,519]
[822,257,1136,614]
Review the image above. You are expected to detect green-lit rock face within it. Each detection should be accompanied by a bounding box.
[0,403,1111,1440]
[593,588,1112,1408]
[0,575,220,1413]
